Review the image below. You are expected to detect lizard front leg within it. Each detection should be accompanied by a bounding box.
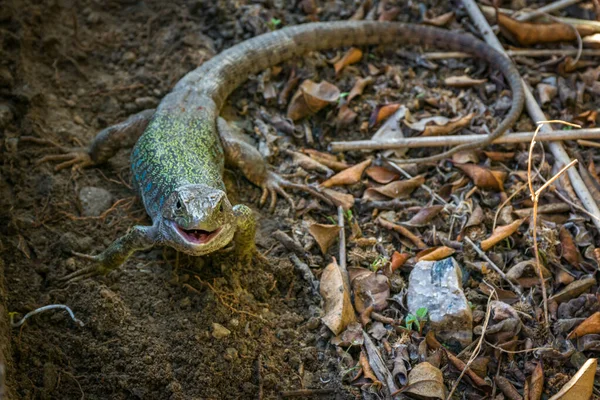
[34,109,155,171]
[59,225,159,283]
[217,118,331,211]
[232,204,256,265]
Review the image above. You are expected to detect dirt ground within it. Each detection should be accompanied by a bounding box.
[1,0,599,399]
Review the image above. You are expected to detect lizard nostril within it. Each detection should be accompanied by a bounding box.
[219,202,224,212]
[176,200,182,210]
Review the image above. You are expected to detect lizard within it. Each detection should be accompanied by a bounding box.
[39,21,524,282]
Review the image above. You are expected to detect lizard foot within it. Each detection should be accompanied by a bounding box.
[56,252,111,284]
[37,151,93,171]
[20,136,94,171]
[260,171,332,213]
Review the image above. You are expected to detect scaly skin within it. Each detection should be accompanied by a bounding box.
[51,21,524,281]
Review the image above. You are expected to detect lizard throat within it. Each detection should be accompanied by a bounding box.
[175,225,222,245]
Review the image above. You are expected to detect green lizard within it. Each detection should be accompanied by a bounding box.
[39,21,524,281]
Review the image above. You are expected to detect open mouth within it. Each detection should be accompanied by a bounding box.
[175,225,222,245]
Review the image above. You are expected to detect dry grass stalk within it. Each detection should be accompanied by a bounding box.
[527,120,580,328]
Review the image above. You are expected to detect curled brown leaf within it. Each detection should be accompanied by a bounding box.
[287,79,340,121]
[320,159,371,188]
[480,218,525,251]
[334,47,363,75]
[308,223,341,254]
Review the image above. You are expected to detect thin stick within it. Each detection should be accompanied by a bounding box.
[329,128,600,152]
[462,0,600,233]
[527,121,579,329]
[446,289,495,400]
[336,206,351,292]
[385,161,448,205]
[422,49,600,60]
[10,305,84,328]
[464,237,522,296]
[577,139,600,148]
[480,5,600,28]
[514,0,584,21]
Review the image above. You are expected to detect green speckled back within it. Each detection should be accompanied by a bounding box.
[131,106,225,220]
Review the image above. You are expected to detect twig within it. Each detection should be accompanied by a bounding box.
[384,161,448,205]
[189,278,261,319]
[527,120,579,329]
[329,128,600,152]
[464,237,522,296]
[577,139,600,148]
[257,355,263,400]
[335,206,353,296]
[493,184,526,231]
[422,49,600,60]
[280,389,336,397]
[480,5,600,29]
[461,0,600,233]
[10,305,84,328]
[446,288,495,400]
[514,0,583,21]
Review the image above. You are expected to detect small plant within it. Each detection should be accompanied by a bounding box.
[370,254,388,271]
[344,209,353,221]
[404,307,428,334]
[267,17,282,30]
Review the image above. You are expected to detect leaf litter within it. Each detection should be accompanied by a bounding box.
[5,0,600,399]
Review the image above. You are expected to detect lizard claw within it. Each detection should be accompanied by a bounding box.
[56,252,109,284]
[37,150,93,171]
[259,171,332,213]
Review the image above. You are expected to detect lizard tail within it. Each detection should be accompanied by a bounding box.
[176,21,524,163]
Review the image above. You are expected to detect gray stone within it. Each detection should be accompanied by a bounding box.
[0,103,14,129]
[79,186,113,217]
[211,323,231,339]
[407,257,472,347]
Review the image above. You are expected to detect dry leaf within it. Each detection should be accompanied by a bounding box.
[498,12,596,46]
[334,47,363,75]
[560,226,581,268]
[529,362,544,400]
[321,188,355,210]
[359,349,383,389]
[308,223,341,254]
[444,76,486,87]
[548,358,597,400]
[404,205,445,227]
[392,345,410,386]
[455,163,506,191]
[390,251,410,273]
[480,218,525,251]
[506,260,551,289]
[302,149,349,171]
[377,217,427,249]
[320,159,371,188]
[369,103,401,127]
[452,150,479,164]
[348,76,374,102]
[287,80,340,121]
[416,246,455,262]
[549,276,596,303]
[568,312,600,339]
[423,113,475,136]
[495,376,523,400]
[349,267,390,313]
[483,151,516,162]
[286,150,333,176]
[363,175,425,200]
[365,166,400,184]
[537,83,558,105]
[423,11,454,27]
[320,260,356,335]
[335,105,357,129]
[405,362,446,400]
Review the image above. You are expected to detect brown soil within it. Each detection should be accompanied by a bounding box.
[4,0,596,399]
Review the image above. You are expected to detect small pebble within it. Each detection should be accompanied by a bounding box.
[122,51,137,63]
[135,96,158,109]
[212,323,231,339]
[79,186,113,217]
[223,347,238,361]
[0,103,14,129]
[73,114,85,125]
[306,317,320,330]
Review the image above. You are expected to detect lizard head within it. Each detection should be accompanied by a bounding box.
[160,184,236,255]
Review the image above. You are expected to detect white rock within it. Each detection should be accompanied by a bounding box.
[407,257,472,347]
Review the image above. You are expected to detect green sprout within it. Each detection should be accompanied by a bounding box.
[268,18,282,30]
[404,307,429,334]
[370,254,388,271]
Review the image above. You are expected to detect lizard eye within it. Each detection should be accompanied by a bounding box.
[176,200,182,210]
